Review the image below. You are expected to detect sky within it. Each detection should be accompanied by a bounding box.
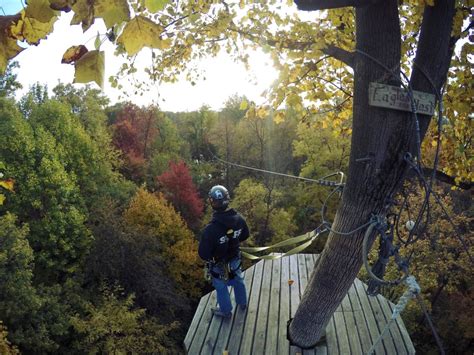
[1,0,279,112]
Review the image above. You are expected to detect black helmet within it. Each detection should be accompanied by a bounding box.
[208,185,230,211]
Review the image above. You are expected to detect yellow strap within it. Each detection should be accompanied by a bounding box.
[240,229,325,260]
[240,232,314,253]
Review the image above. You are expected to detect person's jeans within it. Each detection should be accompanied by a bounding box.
[211,257,247,314]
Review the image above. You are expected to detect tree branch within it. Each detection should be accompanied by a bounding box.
[322,45,355,68]
[414,168,473,190]
[294,0,380,11]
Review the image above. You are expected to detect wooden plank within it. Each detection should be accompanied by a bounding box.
[226,266,256,353]
[214,269,251,354]
[200,308,224,354]
[239,259,264,354]
[366,290,398,354]
[265,258,281,354]
[184,292,212,352]
[333,303,351,354]
[308,254,330,355]
[278,255,291,355]
[289,254,302,355]
[188,290,218,354]
[376,295,409,355]
[253,259,273,353]
[304,254,327,355]
[341,292,363,354]
[307,254,337,355]
[353,279,386,354]
[346,283,374,354]
[326,313,339,354]
[295,254,314,355]
[212,286,236,354]
[387,301,416,354]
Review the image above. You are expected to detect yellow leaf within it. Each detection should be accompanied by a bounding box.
[0,194,5,205]
[274,111,285,124]
[73,50,105,88]
[256,107,268,118]
[94,0,130,29]
[144,0,169,13]
[10,10,57,44]
[0,16,21,71]
[0,179,14,191]
[117,16,167,56]
[240,99,248,110]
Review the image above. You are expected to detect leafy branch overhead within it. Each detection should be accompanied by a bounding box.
[0,0,471,184]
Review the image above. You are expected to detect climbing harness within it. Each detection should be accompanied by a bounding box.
[204,258,242,282]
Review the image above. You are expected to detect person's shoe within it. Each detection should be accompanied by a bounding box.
[211,307,232,318]
[238,304,247,311]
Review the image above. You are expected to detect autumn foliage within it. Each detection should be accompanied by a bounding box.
[157,160,204,230]
[123,188,204,297]
[111,103,158,181]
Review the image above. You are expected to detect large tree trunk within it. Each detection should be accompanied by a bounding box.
[289,0,456,348]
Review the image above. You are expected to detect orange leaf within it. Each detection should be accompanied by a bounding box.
[0,179,14,191]
[288,279,294,286]
[61,45,88,64]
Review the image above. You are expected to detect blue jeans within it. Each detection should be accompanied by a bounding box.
[211,257,247,314]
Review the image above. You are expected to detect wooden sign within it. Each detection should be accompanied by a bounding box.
[368,82,435,115]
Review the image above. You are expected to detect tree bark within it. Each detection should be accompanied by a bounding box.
[288,0,456,348]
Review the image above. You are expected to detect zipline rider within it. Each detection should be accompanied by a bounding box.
[199,185,249,318]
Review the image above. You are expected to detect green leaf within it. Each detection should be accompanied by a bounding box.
[25,0,57,23]
[94,0,131,29]
[117,16,170,56]
[73,50,105,88]
[49,0,76,11]
[144,0,169,13]
[71,0,94,31]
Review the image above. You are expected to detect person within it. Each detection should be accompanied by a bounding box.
[199,185,249,318]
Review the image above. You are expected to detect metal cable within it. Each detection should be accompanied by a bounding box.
[211,151,346,187]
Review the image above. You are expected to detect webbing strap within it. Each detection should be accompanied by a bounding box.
[240,229,326,260]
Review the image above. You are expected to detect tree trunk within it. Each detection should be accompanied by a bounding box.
[289,0,455,348]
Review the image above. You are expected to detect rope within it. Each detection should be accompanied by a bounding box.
[416,294,446,355]
[366,276,420,355]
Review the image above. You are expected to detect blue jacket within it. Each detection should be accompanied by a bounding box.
[199,208,249,262]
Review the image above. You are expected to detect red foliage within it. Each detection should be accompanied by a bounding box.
[157,160,204,229]
[111,103,158,181]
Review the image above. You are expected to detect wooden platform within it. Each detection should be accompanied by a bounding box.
[184,254,415,354]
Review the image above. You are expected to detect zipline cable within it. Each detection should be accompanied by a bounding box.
[210,151,345,187]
